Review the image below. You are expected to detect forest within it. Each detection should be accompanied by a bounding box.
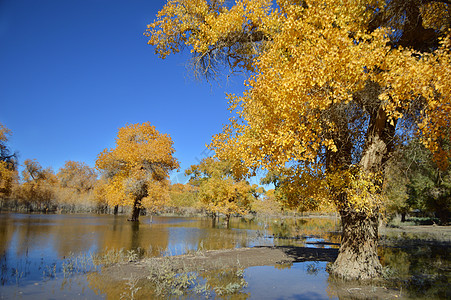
[1,120,448,226]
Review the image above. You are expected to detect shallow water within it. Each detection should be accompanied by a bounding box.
[0,212,449,299]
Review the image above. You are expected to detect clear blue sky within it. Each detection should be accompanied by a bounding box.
[0,0,253,184]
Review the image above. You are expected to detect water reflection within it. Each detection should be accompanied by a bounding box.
[0,212,449,299]
[379,243,450,299]
[0,213,265,287]
[245,262,334,299]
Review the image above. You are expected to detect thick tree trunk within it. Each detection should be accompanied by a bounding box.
[327,100,393,280]
[113,205,119,215]
[328,208,382,280]
[128,199,141,222]
[129,205,140,222]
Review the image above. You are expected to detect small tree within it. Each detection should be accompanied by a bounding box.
[95,122,179,221]
[186,157,252,226]
[168,183,199,210]
[251,189,283,216]
[385,139,450,224]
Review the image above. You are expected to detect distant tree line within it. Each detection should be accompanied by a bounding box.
[0,121,448,225]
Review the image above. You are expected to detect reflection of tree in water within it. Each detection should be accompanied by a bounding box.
[53,215,102,256]
[167,217,253,253]
[379,244,450,299]
[0,216,14,285]
[193,227,250,251]
[0,214,14,254]
[267,217,340,247]
[13,216,54,257]
[87,271,156,299]
[0,215,83,286]
[98,216,169,257]
[271,220,296,238]
[328,243,450,299]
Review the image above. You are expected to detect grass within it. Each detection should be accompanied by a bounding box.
[387,215,442,227]
[143,255,248,298]
[91,248,144,266]
[120,274,142,300]
[87,246,250,297]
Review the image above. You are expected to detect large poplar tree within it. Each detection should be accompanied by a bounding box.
[146,0,450,279]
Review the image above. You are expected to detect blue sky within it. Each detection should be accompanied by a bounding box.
[0,0,252,184]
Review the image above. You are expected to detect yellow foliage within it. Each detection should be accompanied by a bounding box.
[17,159,57,207]
[0,161,17,198]
[0,123,17,199]
[186,157,252,217]
[57,160,97,192]
[251,189,282,215]
[168,183,199,208]
[149,1,451,217]
[420,2,451,31]
[0,123,11,143]
[95,122,179,211]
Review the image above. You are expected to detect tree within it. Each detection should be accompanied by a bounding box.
[383,156,410,222]
[185,157,252,226]
[260,167,329,214]
[58,161,97,193]
[55,161,98,211]
[0,122,17,168]
[168,183,199,209]
[0,123,18,200]
[385,138,450,224]
[19,159,57,210]
[93,176,113,214]
[147,0,451,279]
[95,122,179,221]
[0,161,16,201]
[251,188,283,216]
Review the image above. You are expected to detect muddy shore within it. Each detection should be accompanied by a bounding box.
[101,225,450,282]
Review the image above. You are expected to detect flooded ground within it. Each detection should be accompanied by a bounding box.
[0,212,449,299]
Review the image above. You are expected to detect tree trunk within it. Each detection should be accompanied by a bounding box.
[401,212,406,222]
[327,100,395,280]
[129,199,141,222]
[327,208,382,280]
[113,205,119,215]
[211,213,217,227]
[225,214,231,228]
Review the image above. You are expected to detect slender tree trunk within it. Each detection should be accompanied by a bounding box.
[113,205,119,215]
[211,212,217,227]
[225,214,231,228]
[328,207,382,280]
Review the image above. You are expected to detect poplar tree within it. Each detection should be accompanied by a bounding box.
[146,0,450,279]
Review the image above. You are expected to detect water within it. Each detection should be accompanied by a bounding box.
[0,212,449,299]
[244,263,332,299]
